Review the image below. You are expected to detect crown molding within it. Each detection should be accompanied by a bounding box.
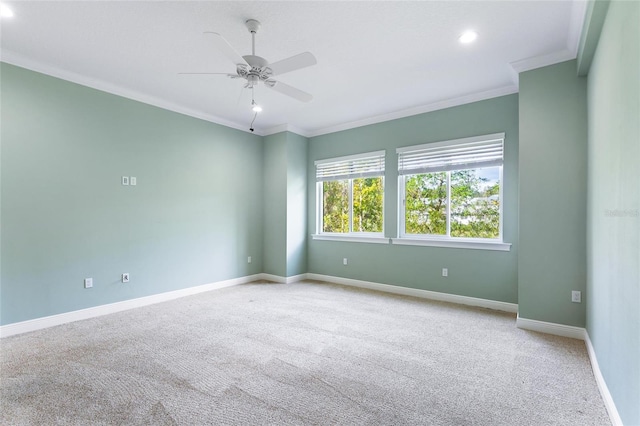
[508,0,588,86]
[306,85,518,138]
[0,50,262,136]
[4,36,586,143]
[568,0,590,58]
[507,63,521,88]
[262,123,311,138]
[1,53,517,140]
[576,0,610,76]
[509,49,577,75]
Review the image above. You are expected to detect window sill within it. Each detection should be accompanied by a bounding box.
[312,234,391,244]
[391,238,511,251]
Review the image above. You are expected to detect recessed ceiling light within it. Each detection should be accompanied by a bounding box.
[0,3,14,18]
[459,30,478,44]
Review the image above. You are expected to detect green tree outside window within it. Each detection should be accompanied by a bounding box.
[322,178,383,233]
[404,167,500,239]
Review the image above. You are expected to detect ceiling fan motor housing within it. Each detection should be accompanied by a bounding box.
[237,55,273,87]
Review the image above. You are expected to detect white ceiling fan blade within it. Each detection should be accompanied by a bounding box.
[266,80,313,103]
[178,72,235,76]
[203,32,248,67]
[268,52,317,76]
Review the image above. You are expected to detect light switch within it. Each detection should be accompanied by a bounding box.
[130,177,137,186]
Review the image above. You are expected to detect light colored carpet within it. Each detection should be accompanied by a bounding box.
[1,280,609,425]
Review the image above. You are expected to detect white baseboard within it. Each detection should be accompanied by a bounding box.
[0,274,263,338]
[516,315,622,425]
[1,272,514,338]
[284,273,308,283]
[306,273,518,313]
[260,273,308,284]
[584,333,624,426]
[260,273,286,283]
[1,271,623,426]
[515,314,586,340]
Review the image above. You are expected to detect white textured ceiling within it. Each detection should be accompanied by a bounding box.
[0,1,586,136]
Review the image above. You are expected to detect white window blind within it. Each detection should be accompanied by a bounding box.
[315,150,385,181]
[397,133,504,175]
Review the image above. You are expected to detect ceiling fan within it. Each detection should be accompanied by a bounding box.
[181,19,317,103]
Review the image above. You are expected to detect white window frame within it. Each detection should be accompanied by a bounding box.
[394,133,510,251]
[313,150,389,244]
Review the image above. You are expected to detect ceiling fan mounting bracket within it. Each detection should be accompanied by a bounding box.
[245,19,261,34]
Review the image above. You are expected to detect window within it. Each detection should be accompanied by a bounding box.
[397,133,505,243]
[315,151,385,238]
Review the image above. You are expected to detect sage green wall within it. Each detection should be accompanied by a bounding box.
[286,132,308,277]
[518,60,587,327]
[586,1,640,423]
[307,95,519,303]
[263,131,308,278]
[0,63,264,325]
[262,133,288,277]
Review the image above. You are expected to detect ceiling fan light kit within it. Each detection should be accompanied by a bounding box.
[181,18,317,131]
[459,30,478,44]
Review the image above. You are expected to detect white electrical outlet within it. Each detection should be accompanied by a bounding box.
[442,268,448,277]
[122,273,130,283]
[122,176,129,186]
[343,258,348,265]
[571,291,582,303]
[247,256,252,264]
[84,278,93,288]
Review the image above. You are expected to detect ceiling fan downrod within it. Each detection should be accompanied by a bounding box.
[245,19,261,56]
